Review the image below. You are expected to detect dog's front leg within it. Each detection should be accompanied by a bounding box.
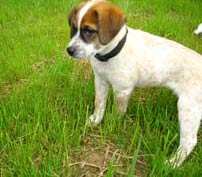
[87,73,109,125]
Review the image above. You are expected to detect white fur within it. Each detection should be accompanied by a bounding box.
[68,1,202,168]
[90,27,202,168]
[194,23,202,35]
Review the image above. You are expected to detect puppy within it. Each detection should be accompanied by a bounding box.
[67,0,202,167]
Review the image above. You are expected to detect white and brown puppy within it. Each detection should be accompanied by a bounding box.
[67,0,202,167]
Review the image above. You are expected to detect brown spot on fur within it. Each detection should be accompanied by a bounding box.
[80,7,99,44]
[68,0,126,44]
[93,1,126,45]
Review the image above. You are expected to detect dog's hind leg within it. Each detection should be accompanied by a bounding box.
[169,94,202,168]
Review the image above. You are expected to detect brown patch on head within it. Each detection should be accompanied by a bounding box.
[81,9,98,32]
[93,1,126,45]
[80,6,99,45]
[68,0,126,45]
[80,0,126,45]
[68,2,86,38]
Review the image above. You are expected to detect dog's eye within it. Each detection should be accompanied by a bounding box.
[82,28,96,36]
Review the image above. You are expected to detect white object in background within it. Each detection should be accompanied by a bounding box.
[194,23,202,35]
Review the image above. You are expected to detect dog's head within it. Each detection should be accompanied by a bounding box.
[67,0,126,59]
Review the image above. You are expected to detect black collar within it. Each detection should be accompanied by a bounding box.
[95,29,128,62]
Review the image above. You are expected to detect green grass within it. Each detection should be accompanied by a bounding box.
[1,0,202,176]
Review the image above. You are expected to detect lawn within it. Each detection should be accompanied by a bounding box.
[1,0,202,176]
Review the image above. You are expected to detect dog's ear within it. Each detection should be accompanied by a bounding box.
[68,2,87,25]
[95,2,126,45]
[68,6,76,26]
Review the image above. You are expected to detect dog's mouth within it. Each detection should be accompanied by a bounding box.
[67,46,84,59]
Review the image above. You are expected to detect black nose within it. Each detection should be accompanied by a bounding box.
[67,46,76,56]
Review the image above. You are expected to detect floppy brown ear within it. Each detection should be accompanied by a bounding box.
[95,2,126,45]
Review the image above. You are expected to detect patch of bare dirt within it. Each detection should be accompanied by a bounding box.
[68,134,147,177]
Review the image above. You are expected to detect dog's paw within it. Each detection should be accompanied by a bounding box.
[86,114,102,126]
[164,159,176,169]
[164,157,182,169]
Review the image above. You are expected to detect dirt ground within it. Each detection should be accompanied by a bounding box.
[68,134,147,177]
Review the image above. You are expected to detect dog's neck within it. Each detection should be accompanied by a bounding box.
[95,25,128,62]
